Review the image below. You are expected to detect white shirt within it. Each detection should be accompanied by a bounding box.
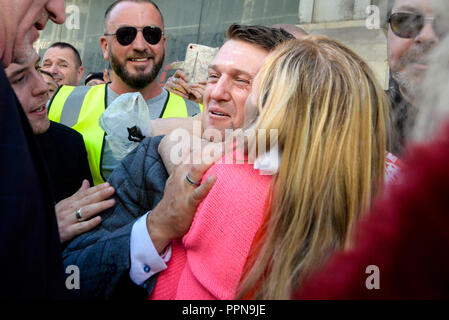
[129,212,171,285]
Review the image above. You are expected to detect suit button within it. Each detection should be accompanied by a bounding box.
[143,265,151,273]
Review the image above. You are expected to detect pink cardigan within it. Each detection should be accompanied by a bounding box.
[149,160,272,300]
[149,153,401,300]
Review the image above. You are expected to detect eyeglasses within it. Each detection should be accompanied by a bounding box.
[388,12,447,39]
[104,26,164,46]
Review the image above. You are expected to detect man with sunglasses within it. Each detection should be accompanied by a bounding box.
[386,0,441,155]
[47,0,202,186]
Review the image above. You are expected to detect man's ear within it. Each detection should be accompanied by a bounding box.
[100,36,109,61]
[77,66,85,85]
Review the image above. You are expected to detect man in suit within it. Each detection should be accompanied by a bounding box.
[0,0,66,299]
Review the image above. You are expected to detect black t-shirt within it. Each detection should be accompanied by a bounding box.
[35,121,93,203]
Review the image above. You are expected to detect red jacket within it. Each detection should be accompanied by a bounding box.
[294,125,449,300]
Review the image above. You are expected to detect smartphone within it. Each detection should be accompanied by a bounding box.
[182,43,219,83]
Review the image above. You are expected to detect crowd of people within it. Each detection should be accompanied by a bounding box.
[0,0,448,300]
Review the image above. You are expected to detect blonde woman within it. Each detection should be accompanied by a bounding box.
[150,36,395,300]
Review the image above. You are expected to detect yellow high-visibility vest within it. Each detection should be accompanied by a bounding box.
[48,84,202,185]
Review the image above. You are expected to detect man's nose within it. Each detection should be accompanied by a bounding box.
[46,0,66,25]
[45,64,59,75]
[131,30,148,51]
[209,76,232,101]
[32,71,50,98]
[415,21,439,46]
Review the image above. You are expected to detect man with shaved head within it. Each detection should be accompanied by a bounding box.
[47,0,201,186]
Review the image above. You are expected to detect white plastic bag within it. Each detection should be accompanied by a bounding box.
[99,92,152,161]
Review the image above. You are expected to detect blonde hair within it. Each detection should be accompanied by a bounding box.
[238,36,389,300]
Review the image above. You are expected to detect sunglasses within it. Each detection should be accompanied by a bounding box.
[104,26,164,46]
[388,12,447,39]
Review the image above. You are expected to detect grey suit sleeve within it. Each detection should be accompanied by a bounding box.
[63,135,169,299]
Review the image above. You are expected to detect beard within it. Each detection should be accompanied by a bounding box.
[392,70,420,102]
[109,48,165,90]
[412,34,449,142]
[392,42,435,102]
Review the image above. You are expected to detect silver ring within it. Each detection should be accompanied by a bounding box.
[75,208,83,221]
[185,173,201,187]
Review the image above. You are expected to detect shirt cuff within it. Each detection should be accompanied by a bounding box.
[129,212,172,285]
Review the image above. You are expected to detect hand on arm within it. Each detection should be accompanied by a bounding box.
[55,180,115,243]
[146,148,223,253]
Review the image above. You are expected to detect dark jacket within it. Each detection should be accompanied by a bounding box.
[63,135,168,299]
[0,65,66,299]
[36,121,93,203]
[386,79,417,157]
